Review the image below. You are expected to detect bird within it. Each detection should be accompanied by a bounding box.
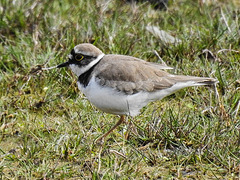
[57,43,218,142]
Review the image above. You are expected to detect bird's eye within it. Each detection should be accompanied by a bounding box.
[75,55,84,61]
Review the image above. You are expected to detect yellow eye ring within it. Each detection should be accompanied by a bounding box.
[75,55,84,61]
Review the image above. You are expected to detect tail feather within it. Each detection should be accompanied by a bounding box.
[170,75,218,86]
[149,75,218,102]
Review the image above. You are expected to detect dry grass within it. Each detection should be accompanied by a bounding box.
[0,0,240,179]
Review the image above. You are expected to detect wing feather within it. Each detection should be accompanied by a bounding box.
[94,55,216,95]
[95,55,174,94]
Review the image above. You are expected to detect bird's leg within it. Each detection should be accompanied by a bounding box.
[96,115,125,143]
[124,118,139,140]
[124,119,131,140]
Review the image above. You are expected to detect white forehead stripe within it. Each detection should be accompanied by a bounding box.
[68,54,73,59]
[74,46,81,54]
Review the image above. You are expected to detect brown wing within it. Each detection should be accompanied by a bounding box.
[94,55,176,94]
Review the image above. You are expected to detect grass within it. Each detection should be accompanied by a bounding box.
[0,0,240,179]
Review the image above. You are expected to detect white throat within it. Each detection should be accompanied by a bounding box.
[69,53,105,77]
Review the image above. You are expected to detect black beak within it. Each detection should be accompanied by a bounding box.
[57,61,70,68]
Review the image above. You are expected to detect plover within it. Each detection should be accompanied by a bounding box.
[57,43,217,141]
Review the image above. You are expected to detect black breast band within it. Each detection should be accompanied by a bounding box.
[78,61,101,87]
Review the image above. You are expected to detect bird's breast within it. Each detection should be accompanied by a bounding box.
[77,77,131,115]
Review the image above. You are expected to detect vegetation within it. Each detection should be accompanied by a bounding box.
[0,0,239,179]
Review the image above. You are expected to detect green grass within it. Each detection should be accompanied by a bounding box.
[0,0,240,179]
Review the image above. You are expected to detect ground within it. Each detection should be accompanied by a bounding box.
[0,0,240,179]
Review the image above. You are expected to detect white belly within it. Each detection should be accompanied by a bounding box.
[77,77,150,116]
[77,77,199,117]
